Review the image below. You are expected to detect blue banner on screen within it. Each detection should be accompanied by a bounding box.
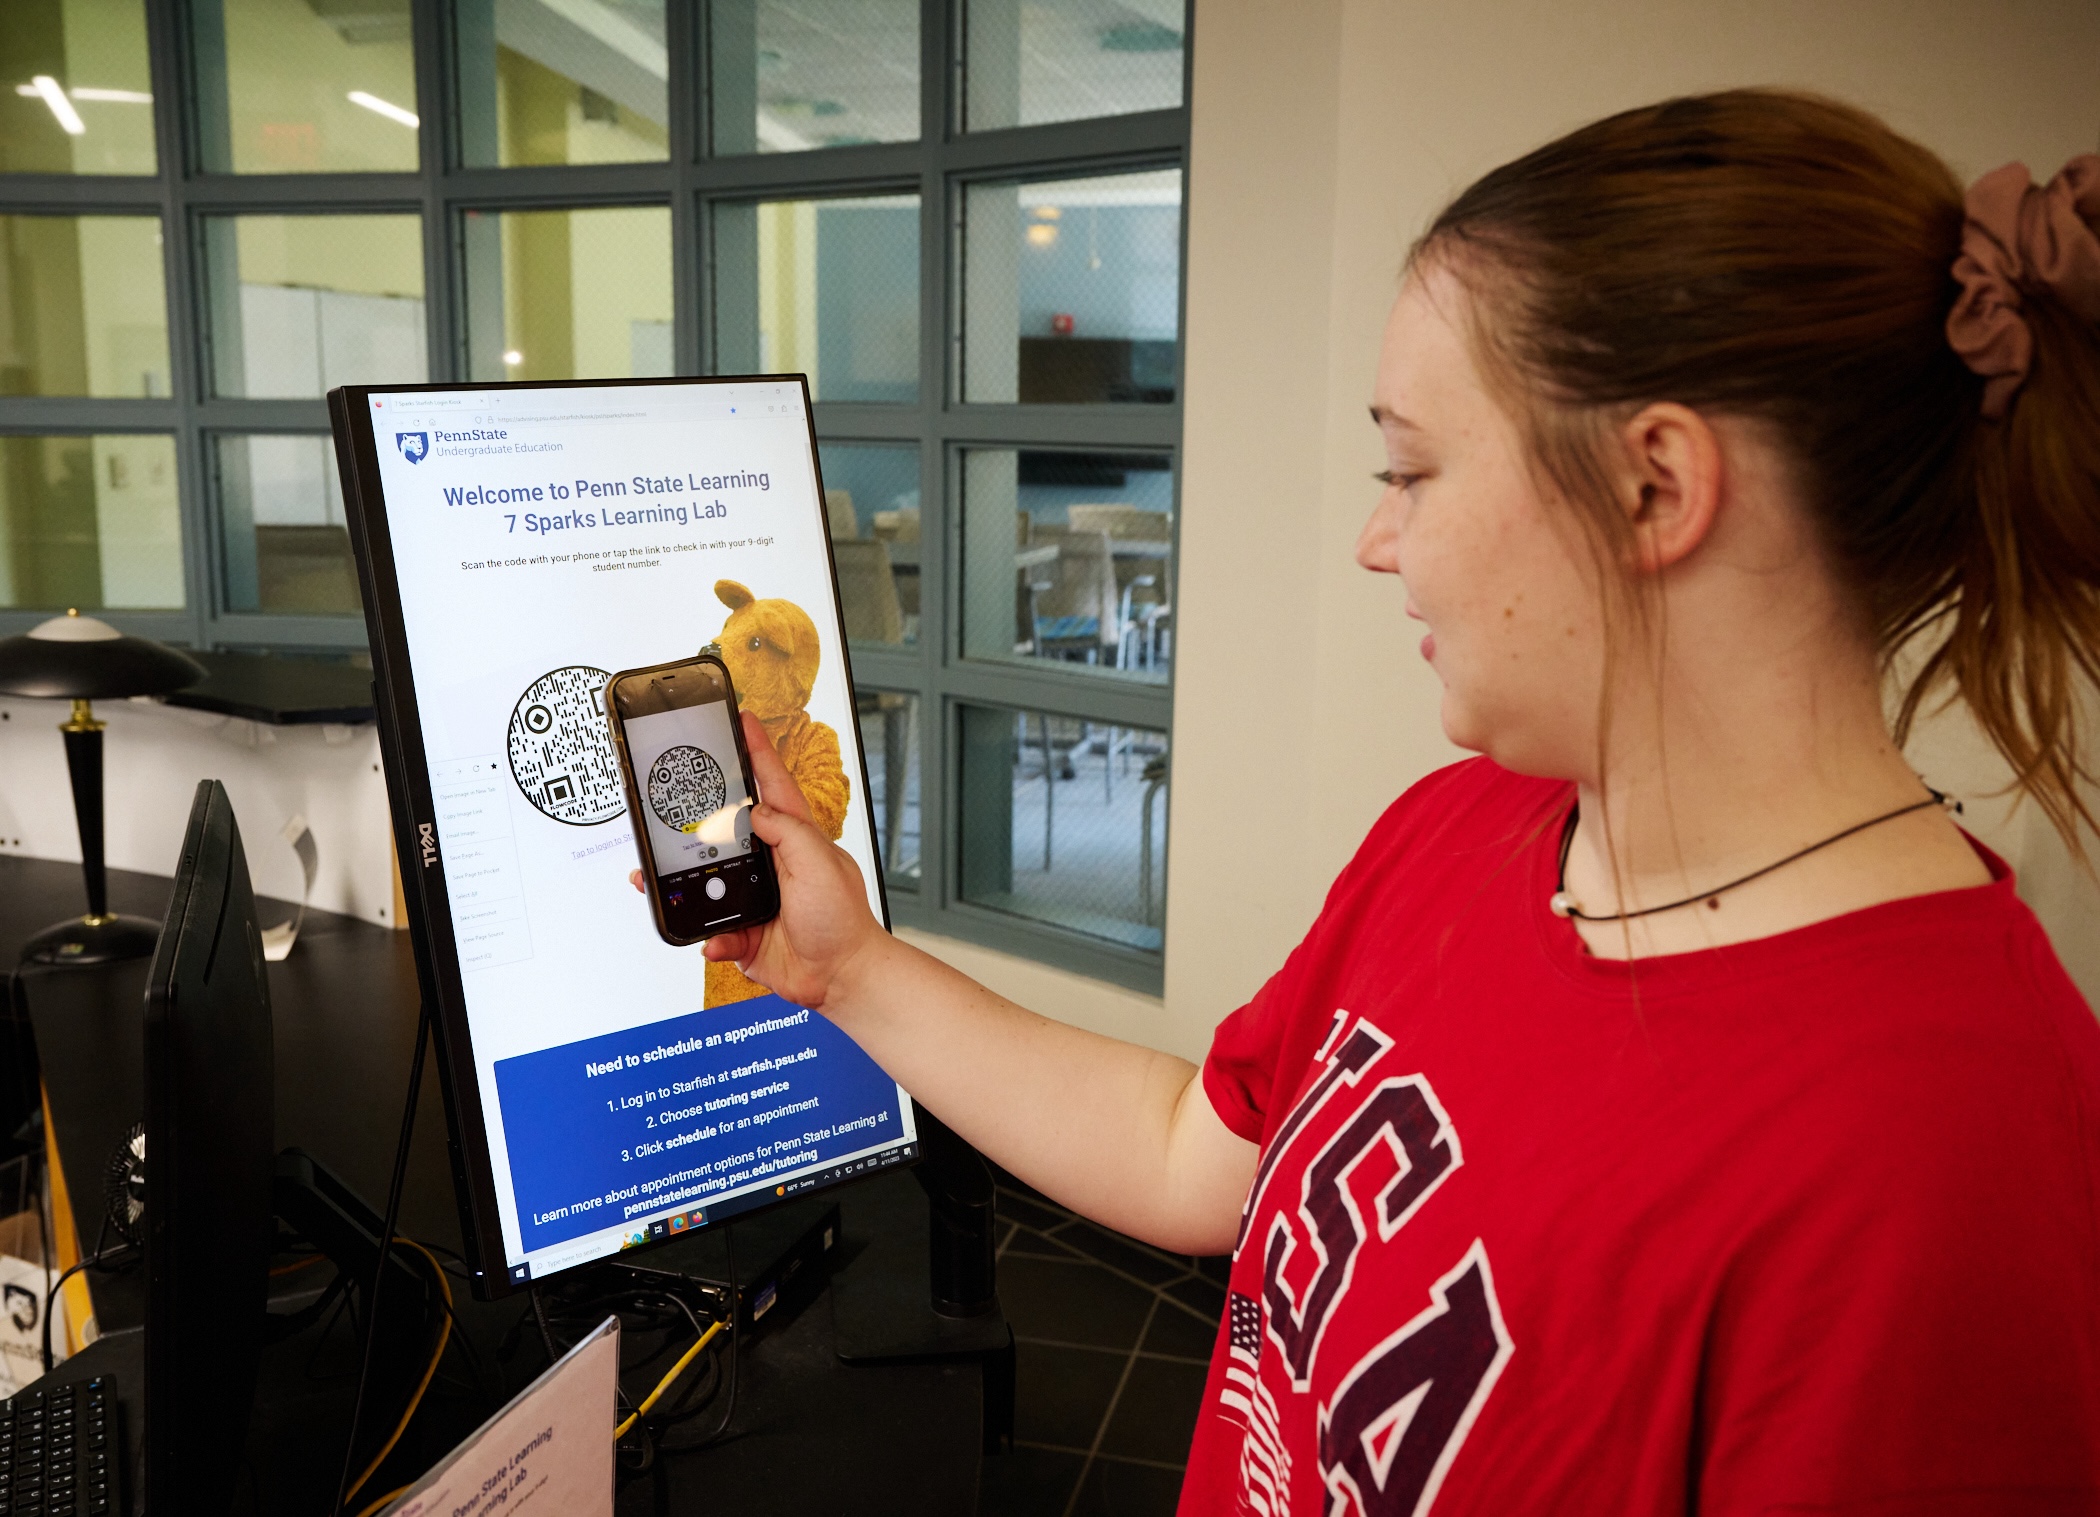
[496,993,905,1253]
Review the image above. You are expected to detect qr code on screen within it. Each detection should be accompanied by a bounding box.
[507,666,627,826]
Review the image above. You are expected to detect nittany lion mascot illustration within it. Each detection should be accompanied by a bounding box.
[705,579,850,1007]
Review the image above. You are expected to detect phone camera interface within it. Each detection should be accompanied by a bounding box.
[624,700,755,892]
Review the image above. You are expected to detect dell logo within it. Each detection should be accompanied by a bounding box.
[418,822,438,868]
[396,432,429,464]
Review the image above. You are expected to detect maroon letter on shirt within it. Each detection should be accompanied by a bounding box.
[1318,1241,1512,1517]
[1263,1074,1462,1385]
[1239,1013,1393,1251]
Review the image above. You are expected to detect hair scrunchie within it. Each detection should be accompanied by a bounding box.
[1946,154,2100,418]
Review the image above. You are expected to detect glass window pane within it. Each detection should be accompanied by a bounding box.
[963,0,1184,132]
[709,0,918,155]
[855,688,921,890]
[714,197,918,403]
[818,441,919,645]
[215,434,360,616]
[961,448,1172,685]
[960,168,1181,405]
[454,0,667,167]
[204,215,425,398]
[0,435,181,610]
[0,216,168,399]
[0,0,157,174]
[462,207,672,382]
[958,703,1166,952]
[193,0,419,173]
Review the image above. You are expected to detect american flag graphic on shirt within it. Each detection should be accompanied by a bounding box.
[1219,1290,1292,1513]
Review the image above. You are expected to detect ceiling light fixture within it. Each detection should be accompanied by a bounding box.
[70,87,153,104]
[503,350,524,366]
[30,76,86,135]
[347,89,419,129]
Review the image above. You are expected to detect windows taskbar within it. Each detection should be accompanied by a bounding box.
[504,1139,920,1285]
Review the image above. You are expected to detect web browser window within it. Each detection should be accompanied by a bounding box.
[364,379,915,1285]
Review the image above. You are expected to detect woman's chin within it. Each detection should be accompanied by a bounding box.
[1437,693,1493,757]
[1439,698,1568,778]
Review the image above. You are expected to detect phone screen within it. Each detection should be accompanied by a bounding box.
[624,698,755,885]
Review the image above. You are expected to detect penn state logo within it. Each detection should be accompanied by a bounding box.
[396,431,429,464]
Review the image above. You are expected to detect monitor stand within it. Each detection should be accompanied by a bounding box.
[268,1149,437,1369]
[830,1116,1014,1446]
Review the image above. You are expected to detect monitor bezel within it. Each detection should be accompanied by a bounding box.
[329,374,905,1301]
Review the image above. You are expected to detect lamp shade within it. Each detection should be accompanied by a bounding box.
[0,610,205,700]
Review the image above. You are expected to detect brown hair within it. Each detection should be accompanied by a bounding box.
[1413,89,2100,852]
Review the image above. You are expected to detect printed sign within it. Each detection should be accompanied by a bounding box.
[377,1315,617,1517]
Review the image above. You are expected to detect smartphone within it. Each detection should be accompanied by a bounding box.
[605,652,780,946]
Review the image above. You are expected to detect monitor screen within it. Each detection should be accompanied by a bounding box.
[334,377,916,1291]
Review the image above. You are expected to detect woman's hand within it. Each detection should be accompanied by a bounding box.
[636,719,1253,1253]
[631,711,889,1011]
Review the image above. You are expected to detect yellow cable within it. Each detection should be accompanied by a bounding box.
[342,1238,454,1512]
[350,1483,413,1517]
[613,1318,724,1441]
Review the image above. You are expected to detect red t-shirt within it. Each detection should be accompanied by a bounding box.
[1187,758,2100,1516]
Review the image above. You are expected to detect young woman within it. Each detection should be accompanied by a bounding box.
[677,92,2100,1512]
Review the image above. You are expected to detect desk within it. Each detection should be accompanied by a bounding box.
[0,855,985,1514]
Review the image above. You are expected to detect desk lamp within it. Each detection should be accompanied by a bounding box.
[0,609,204,965]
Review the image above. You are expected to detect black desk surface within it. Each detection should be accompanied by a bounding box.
[0,855,983,1515]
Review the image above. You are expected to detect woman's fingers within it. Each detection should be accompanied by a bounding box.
[703,927,761,963]
[630,868,645,893]
[743,712,815,826]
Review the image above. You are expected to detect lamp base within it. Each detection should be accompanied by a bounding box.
[21,913,161,967]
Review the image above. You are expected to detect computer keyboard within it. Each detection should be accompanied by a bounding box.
[0,1377,121,1516]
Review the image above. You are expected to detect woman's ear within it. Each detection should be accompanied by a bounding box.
[1618,403,1723,574]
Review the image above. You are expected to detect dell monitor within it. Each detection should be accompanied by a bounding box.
[330,377,919,1298]
[144,778,275,1509]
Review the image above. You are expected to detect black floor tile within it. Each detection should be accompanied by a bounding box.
[1071,1456,1187,1517]
[1056,1219,1185,1286]
[979,1443,1089,1517]
[994,1187,1073,1233]
[1013,1341,1129,1449]
[1001,1255,1156,1350]
[1194,1255,1232,1285]
[1141,1301,1218,1360]
[1002,1226,1088,1263]
[1162,1273,1226,1319]
[1098,1357,1209,1465]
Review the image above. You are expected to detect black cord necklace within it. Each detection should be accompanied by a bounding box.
[1550,788,1958,923]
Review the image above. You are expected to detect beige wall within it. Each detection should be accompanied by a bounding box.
[1089,0,2100,1061]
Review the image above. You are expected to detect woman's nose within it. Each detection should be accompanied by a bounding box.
[1356,493,1403,574]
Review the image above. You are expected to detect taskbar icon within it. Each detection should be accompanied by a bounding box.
[627,1206,709,1246]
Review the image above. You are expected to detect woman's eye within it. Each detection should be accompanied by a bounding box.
[1373,469,1424,491]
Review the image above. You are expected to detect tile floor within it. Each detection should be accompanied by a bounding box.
[978,1175,1228,1516]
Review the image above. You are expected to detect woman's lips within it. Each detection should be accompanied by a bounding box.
[1420,632,1436,661]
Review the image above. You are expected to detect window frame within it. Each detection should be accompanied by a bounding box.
[0,0,1189,992]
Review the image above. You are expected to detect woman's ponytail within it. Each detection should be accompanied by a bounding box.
[1905,156,2100,850]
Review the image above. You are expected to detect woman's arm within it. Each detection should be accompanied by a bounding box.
[691,715,1257,1256]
